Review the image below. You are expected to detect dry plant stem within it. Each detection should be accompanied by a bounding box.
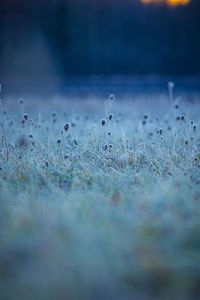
[0,94,9,161]
[1,122,9,161]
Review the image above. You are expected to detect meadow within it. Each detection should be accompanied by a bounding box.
[0,84,200,300]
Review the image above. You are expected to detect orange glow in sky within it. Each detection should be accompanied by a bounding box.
[141,0,191,6]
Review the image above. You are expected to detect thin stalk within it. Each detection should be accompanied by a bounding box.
[0,121,9,161]
[0,85,9,161]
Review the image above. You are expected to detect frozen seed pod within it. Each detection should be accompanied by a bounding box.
[19,98,24,105]
[64,122,70,132]
[101,119,106,126]
[17,135,28,148]
[168,81,174,89]
[24,113,29,120]
[109,94,115,101]
[109,113,113,121]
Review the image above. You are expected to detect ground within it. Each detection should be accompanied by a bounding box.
[0,88,200,300]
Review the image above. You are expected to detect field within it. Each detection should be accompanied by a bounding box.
[0,85,200,300]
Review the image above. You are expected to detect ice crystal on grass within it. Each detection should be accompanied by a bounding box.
[0,88,200,300]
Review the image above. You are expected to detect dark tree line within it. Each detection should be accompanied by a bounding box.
[0,0,200,78]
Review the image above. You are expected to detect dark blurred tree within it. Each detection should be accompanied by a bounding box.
[0,0,200,77]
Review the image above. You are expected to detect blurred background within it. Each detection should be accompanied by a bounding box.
[0,0,200,96]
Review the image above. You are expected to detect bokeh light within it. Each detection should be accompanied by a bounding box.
[141,0,191,6]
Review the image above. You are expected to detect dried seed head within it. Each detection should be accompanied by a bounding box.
[144,115,148,119]
[109,94,115,101]
[181,115,185,121]
[168,81,174,89]
[159,129,163,135]
[64,123,70,132]
[185,140,189,145]
[45,162,49,167]
[176,116,180,121]
[57,138,61,144]
[19,98,24,105]
[104,144,108,151]
[101,119,106,126]
[175,104,179,109]
[17,135,28,148]
[109,113,113,121]
[24,113,29,120]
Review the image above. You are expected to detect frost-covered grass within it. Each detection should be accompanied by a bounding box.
[0,90,200,300]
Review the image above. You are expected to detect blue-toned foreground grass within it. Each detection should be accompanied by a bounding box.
[0,90,200,300]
